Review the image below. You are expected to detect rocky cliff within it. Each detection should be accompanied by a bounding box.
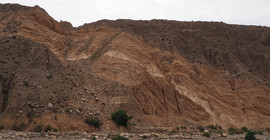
[0,4,269,132]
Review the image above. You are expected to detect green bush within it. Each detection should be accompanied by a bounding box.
[203,132,210,137]
[85,118,102,128]
[112,135,129,140]
[197,126,204,132]
[111,110,132,127]
[245,130,256,140]
[91,136,97,140]
[228,127,244,135]
[241,127,248,132]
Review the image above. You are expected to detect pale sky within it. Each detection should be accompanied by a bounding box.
[1,0,270,27]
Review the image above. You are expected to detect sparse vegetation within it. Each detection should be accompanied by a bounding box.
[253,130,264,135]
[142,135,148,139]
[169,130,177,135]
[218,130,224,136]
[12,123,26,131]
[188,131,193,136]
[44,125,52,132]
[228,127,244,135]
[23,81,29,87]
[265,128,270,132]
[47,74,52,79]
[245,130,256,140]
[111,110,132,127]
[181,126,187,129]
[85,118,102,128]
[112,135,129,140]
[207,124,217,130]
[241,126,249,132]
[33,124,43,132]
[197,126,204,132]
[203,132,210,137]
[0,125,4,130]
[91,136,97,140]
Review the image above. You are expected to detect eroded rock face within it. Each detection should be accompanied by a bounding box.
[0,4,269,131]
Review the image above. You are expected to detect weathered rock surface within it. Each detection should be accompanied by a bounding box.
[0,3,269,132]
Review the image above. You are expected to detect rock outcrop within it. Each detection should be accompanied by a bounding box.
[0,4,269,131]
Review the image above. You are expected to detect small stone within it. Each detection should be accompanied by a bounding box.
[95,98,99,101]
[82,132,88,136]
[222,133,227,137]
[15,132,20,136]
[48,103,53,108]
[73,130,79,135]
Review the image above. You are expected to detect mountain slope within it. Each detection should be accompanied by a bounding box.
[0,4,269,131]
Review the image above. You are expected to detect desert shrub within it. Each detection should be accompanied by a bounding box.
[218,130,224,136]
[142,135,148,139]
[241,126,249,132]
[181,126,187,129]
[112,135,129,140]
[197,126,204,132]
[33,124,43,132]
[245,130,256,140]
[91,136,97,140]
[228,127,244,134]
[23,81,29,87]
[12,123,26,131]
[188,131,193,135]
[0,125,4,130]
[203,132,210,137]
[47,74,52,79]
[207,124,217,130]
[253,130,264,135]
[12,124,20,131]
[85,118,102,128]
[111,110,132,127]
[44,125,52,132]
